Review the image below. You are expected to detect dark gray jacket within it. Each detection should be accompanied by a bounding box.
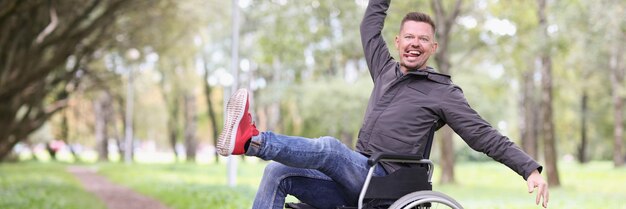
[356,0,542,180]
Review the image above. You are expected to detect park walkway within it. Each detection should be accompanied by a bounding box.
[67,166,171,209]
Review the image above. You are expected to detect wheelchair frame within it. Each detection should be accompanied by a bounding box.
[358,153,434,209]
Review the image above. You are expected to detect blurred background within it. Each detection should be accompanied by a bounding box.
[1,0,625,208]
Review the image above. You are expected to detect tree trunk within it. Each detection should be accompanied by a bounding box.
[115,97,128,161]
[613,91,624,167]
[268,58,283,132]
[578,91,588,164]
[167,97,180,162]
[106,94,121,162]
[520,70,539,159]
[202,60,221,163]
[610,31,625,167]
[537,0,560,186]
[94,91,110,162]
[439,126,456,184]
[431,0,463,185]
[539,54,560,186]
[184,93,198,162]
[156,66,182,162]
[59,109,81,161]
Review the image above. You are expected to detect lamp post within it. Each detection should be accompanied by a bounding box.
[125,48,140,164]
[227,0,240,187]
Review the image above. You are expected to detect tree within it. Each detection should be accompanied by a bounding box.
[0,0,141,161]
[201,54,224,163]
[240,0,367,142]
[536,0,560,186]
[431,0,464,184]
[93,90,113,161]
[606,2,626,167]
[184,93,198,162]
[486,0,542,160]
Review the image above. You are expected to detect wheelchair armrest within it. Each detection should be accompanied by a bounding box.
[367,152,425,167]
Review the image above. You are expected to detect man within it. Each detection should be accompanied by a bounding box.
[217,0,549,208]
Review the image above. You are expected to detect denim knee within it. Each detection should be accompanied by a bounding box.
[317,136,345,150]
[262,162,289,180]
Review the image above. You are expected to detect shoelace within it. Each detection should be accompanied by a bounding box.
[247,113,259,135]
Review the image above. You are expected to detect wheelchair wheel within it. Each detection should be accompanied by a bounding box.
[388,191,463,209]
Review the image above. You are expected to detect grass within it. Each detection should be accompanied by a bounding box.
[96,159,626,209]
[434,161,626,209]
[0,162,106,209]
[1,160,625,209]
[95,160,262,209]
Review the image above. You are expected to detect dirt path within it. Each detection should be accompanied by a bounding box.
[67,166,171,209]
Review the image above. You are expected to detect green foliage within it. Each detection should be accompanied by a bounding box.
[288,76,372,142]
[244,0,366,80]
[8,0,623,165]
[0,163,105,209]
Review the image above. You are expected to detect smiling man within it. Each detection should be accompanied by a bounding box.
[216,0,549,208]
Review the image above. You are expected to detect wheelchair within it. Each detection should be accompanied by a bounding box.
[286,122,463,209]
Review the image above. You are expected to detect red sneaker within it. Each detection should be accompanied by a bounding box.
[217,89,259,156]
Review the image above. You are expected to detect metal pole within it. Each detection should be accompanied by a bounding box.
[124,65,134,164]
[227,0,240,187]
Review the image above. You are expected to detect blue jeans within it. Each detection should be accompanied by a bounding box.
[245,131,387,209]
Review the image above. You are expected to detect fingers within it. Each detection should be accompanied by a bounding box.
[529,180,549,208]
[535,182,549,208]
[542,185,550,208]
[535,182,542,205]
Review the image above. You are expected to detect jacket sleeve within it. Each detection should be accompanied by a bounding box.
[439,86,543,180]
[361,0,394,82]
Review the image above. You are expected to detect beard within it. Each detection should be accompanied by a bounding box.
[400,58,428,71]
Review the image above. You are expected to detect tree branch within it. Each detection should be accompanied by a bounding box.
[35,1,59,44]
[38,0,102,48]
[0,1,25,25]
[3,0,127,102]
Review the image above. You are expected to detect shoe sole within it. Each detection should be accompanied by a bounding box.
[217,89,248,156]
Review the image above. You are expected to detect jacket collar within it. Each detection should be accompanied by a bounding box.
[396,64,452,85]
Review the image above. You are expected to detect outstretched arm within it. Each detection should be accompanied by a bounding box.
[527,169,549,208]
[360,0,394,81]
[439,86,548,207]
[441,86,542,178]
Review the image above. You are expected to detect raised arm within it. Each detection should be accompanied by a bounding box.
[360,0,394,81]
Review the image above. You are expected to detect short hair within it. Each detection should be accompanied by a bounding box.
[400,12,436,34]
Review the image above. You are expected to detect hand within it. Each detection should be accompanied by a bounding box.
[526,169,549,208]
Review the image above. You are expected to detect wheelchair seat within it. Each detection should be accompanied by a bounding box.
[362,165,431,200]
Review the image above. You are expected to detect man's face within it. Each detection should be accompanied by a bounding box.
[395,21,438,73]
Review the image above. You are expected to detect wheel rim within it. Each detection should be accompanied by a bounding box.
[401,197,459,209]
[388,191,463,209]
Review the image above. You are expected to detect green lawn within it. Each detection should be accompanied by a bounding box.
[0,162,106,209]
[435,162,626,209]
[1,160,625,209]
[95,160,626,209]
[96,161,260,209]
